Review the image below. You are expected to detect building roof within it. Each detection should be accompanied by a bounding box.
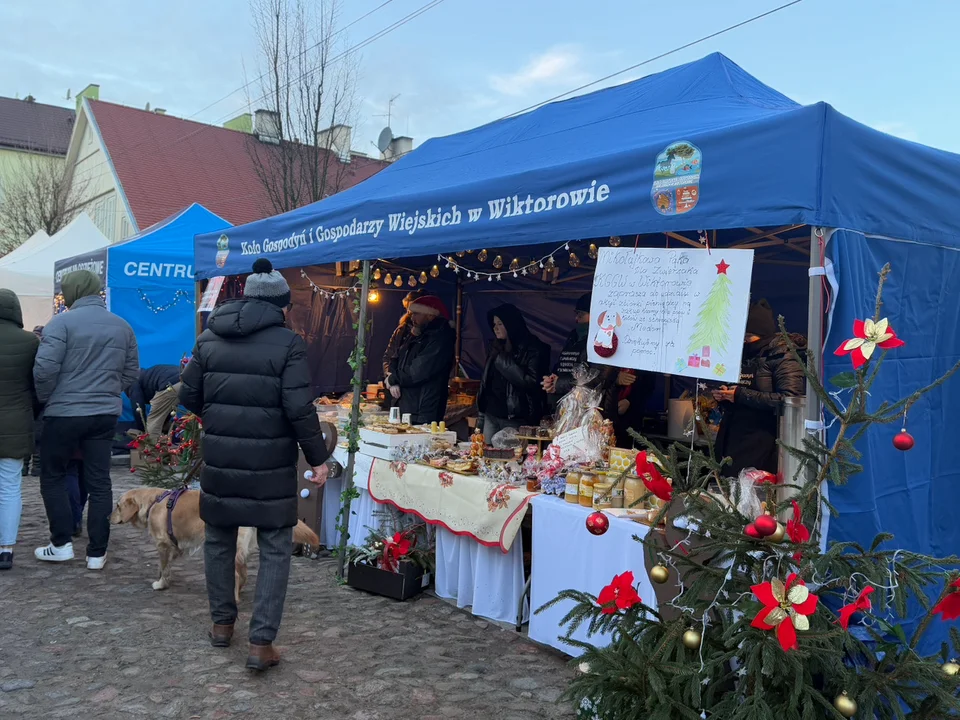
[0,96,75,154]
[87,99,388,230]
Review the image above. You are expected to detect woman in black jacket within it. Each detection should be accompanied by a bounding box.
[713,299,805,477]
[478,304,549,439]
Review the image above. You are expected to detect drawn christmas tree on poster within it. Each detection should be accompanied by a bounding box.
[687,259,732,356]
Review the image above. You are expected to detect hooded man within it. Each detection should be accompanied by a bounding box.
[179,257,330,672]
[385,295,455,425]
[712,299,805,477]
[33,270,139,569]
[0,290,40,570]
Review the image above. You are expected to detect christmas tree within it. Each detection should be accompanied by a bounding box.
[129,414,203,490]
[545,265,960,719]
[688,259,733,355]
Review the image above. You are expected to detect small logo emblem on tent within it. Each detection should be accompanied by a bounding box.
[651,141,701,216]
[215,234,230,268]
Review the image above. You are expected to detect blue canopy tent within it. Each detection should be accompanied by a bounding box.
[195,53,960,652]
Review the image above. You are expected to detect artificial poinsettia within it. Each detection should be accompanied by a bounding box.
[381,531,414,573]
[834,317,905,369]
[597,571,642,615]
[933,578,960,621]
[751,574,819,651]
[837,586,874,630]
[636,452,672,502]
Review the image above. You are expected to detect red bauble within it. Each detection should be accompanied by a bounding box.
[593,334,618,359]
[744,524,761,539]
[586,511,610,536]
[893,429,915,452]
[754,515,778,537]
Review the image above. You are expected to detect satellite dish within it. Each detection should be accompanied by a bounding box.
[377,126,394,154]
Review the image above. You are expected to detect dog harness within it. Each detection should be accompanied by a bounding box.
[146,487,188,549]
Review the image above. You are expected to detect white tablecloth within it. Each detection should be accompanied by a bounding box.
[321,449,379,549]
[528,495,657,656]
[435,527,528,625]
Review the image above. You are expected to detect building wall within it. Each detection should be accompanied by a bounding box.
[0,147,66,246]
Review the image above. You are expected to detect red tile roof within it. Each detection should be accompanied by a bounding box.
[0,96,75,154]
[88,100,388,230]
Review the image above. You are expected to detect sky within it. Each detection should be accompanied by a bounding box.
[1,0,958,155]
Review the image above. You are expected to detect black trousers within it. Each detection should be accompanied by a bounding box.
[40,415,117,555]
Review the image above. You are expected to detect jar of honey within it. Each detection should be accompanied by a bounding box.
[578,473,596,508]
[564,472,581,504]
[592,482,613,510]
[607,472,624,508]
[623,475,645,511]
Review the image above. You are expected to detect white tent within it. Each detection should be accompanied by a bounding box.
[0,213,109,329]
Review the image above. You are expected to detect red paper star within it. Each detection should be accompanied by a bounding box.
[636,451,672,502]
[597,571,642,615]
[751,574,819,651]
[837,586,874,630]
[933,578,960,621]
[716,259,730,275]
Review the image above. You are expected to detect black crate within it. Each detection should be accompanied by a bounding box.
[346,560,429,601]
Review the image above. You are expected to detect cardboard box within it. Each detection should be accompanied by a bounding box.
[346,560,430,601]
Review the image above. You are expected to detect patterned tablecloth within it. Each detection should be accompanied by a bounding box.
[367,459,536,553]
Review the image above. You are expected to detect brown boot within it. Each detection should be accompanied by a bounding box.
[208,623,234,648]
[245,643,280,671]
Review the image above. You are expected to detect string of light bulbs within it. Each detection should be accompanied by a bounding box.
[138,288,192,314]
[300,269,363,298]
[439,236,622,282]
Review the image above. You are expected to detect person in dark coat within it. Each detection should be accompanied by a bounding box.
[127,364,181,431]
[542,293,621,419]
[613,369,657,448]
[385,296,455,425]
[713,299,806,477]
[0,290,40,570]
[381,290,424,401]
[477,304,549,439]
[179,257,330,672]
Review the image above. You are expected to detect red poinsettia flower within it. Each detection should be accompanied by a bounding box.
[380,531,415,573]
[597,571,642,615]
[837,586,874,630]
[635,452,672,502]
[933,578,960,621]
[751,574,819,651]
[834,318,905,369]
[127,439,141,450]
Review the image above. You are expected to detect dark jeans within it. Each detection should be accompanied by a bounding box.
[40,415,117,555]
[65,461,87,529]
[204,524,293,645]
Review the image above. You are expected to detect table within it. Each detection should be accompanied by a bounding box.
[528,495,658,656]
[321,449,380,549]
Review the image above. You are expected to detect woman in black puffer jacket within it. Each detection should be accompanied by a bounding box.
[477,304,550,439]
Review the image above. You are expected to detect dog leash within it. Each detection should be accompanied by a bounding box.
[146,486,188,549]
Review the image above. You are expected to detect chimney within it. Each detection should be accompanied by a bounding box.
[254,109,281,144]
[316,124,352,161]
[154,108,166,115]
[76,83,100,111]
[224,113,253,133]
[384,135,413,162]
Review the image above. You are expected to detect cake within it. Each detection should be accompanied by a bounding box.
[485,447,516,460]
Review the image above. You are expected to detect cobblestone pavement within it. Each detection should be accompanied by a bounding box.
[0,471,576,719]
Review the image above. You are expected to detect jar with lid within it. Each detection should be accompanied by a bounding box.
[564,471,581,504]
[578,473,596,508]
[606,472,624,508]
[592,482,613,510]
[623,475,645,511]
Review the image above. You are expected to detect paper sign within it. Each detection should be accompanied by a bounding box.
[554,426,590,461]
[587,247,754,383]
[198,276,225,313]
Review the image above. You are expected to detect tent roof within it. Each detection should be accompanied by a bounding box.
[0,213,108,297]
[196,52,960,280]
[0,228,51,267]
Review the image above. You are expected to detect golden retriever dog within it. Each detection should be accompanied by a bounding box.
[110,487,319,602]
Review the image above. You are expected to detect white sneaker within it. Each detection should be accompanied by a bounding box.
[34,543,74,562]
[86,554,107,570]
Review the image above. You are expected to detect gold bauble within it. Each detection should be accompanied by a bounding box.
[681,629,701,649]
[650,565,669,584]
[833,692,857,718]
[943,661,960,676]
[769,522,785,543]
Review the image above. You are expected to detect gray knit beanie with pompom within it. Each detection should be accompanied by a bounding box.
[244,258,291,308]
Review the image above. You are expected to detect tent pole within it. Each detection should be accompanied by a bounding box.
[804,226,826,472]
[454,276,463,376]
[336,260,371,579]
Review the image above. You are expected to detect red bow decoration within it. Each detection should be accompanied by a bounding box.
[751,574,819,651]
[838,586,874,630]
[933,578,960,621]
[834,318,905,369]
[636,452,672,502]
[597,571,642,615]
[380,530,415,573]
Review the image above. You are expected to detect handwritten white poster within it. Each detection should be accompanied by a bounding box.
[587,247,755,383]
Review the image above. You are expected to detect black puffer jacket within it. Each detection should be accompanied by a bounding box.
[478,304,549,425]
[388,317,455,424]
[179,298,329,529]
[0,290,39,459]
[715,333,806,477]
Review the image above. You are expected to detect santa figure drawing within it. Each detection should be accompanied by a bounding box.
[593,308,622,358]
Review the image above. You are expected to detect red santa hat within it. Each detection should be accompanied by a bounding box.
[407,295,450,320]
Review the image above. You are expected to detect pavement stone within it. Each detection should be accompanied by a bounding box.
[0,471,576,719]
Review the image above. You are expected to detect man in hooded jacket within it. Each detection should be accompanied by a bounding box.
[33,270,139,569]
[179,258,330,672]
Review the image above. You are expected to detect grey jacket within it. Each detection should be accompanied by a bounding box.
[34,296,140,417]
